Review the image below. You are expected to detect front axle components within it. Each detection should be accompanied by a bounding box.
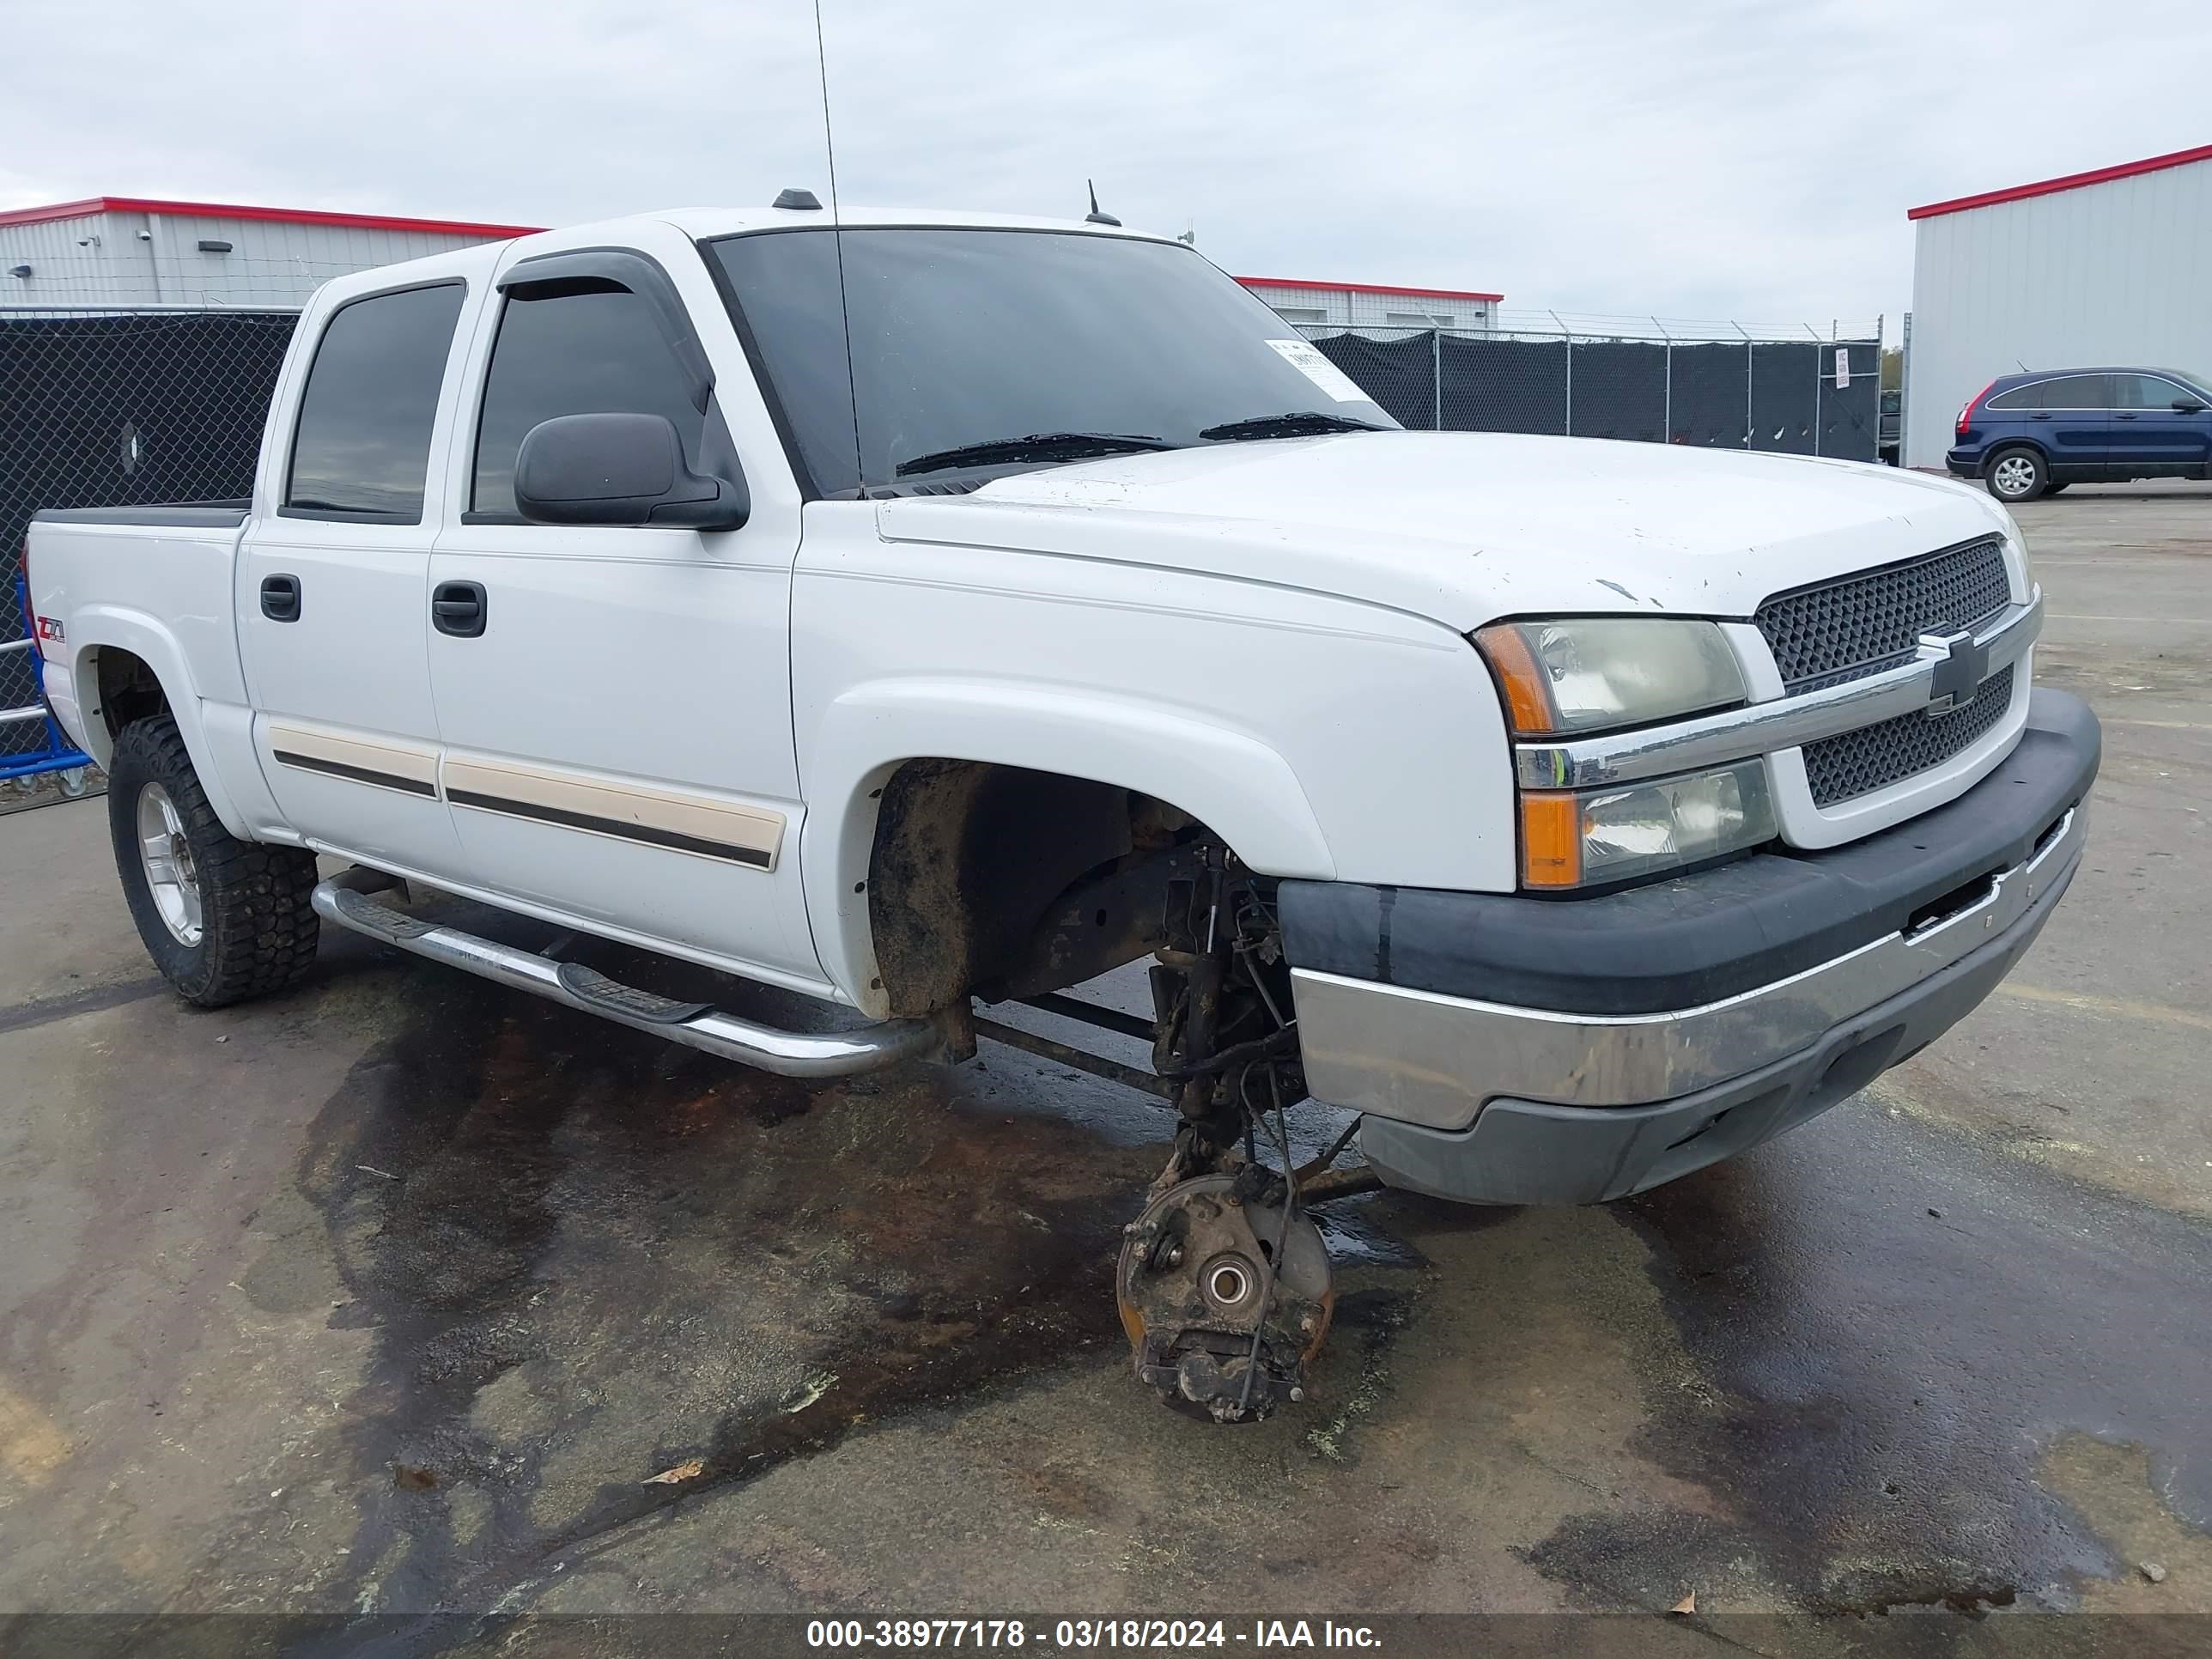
[1116,1168,1334,1422]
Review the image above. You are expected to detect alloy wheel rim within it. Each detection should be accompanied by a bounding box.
[1994,456,2036,496]
[137,782,204,946]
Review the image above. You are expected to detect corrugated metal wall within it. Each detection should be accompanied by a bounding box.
[1,210,506,308]
[0,211,116,297]
[1242,281,1495,331]
[1905,156,2212,470]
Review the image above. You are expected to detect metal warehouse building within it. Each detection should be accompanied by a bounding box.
[1234,276,1499,332]
[0,197,537,307]
[1904,142,2212,471]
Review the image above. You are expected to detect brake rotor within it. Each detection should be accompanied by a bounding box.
[1116,1170,1334,1422]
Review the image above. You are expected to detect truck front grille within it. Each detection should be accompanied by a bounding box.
[1756,538,2010,692]
[1802,665,2015,806]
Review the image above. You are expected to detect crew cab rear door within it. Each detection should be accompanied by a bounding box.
[234,275,475,877]
[424,224,820,987]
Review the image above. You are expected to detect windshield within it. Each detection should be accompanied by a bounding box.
[707,228,1396,495]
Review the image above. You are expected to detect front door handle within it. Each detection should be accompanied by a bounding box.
[259,573,301,623]
[2113,412,2140,422]
[432,580,486,638]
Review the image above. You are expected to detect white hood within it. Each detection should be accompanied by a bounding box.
[874,431,2013,631]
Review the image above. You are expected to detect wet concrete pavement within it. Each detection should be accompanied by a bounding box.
[1,484,2209,1648]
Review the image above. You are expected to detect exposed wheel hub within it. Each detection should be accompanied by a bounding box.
[1117,1169,1334,1422]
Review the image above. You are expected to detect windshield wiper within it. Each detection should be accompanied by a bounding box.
[1199,412,1387,441]
[894,431,1176,478]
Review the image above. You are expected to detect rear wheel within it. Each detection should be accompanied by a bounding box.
[1985,447,2047,502]
[107,716,320,1006]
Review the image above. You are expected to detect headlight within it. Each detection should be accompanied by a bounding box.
[1474,617,1747,735]
[1998,514,2033,596]
[1476,617,1770,889]
[1520,760,1776,889]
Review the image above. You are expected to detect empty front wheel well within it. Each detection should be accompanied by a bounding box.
[863,759,1209,1017]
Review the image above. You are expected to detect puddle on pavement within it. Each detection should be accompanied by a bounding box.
[277,933,1435,1620]
[158,916,2212,1629]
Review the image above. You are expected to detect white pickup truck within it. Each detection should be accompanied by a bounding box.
[27,202,2098,1419]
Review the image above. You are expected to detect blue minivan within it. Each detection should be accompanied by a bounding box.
[1948,367,2212,501]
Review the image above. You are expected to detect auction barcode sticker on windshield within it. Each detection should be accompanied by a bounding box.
[1265,338,1372,404]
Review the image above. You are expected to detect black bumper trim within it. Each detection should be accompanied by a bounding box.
[1278,688,2099,1017]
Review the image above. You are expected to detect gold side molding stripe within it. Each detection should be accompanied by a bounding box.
[266,721,440,798]
[441,757,783,872]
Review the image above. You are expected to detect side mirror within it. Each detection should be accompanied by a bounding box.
[2172,398,2208,414]
[514,412,748,529]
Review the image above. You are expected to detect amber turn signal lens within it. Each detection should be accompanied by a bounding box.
[1474,623,1559,736]
[1519,792,1583,888]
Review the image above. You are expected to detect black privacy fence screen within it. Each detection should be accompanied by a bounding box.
[1307,327,1882,458]
[0,309,298,756]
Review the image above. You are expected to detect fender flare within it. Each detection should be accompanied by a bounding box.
[67,607,255,840]
[1984,437,2053,469]
[802,677,1337,1013]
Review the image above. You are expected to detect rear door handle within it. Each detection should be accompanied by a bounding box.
[259,573,301,623]
[432,580,486,638]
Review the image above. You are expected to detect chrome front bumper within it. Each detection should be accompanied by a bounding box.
[1292,803,2085,1133]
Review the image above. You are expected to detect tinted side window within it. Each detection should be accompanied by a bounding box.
[2038,374,2111,409]
[1984,383,2039,411]
[471,283,707,519]
[2115,374,2197,409]
[286,283,465,520]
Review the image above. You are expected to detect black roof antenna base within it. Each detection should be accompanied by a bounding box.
[1085,179,1121,228]
[774,187,823,211]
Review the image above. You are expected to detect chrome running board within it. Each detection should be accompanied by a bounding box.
[312,867,942,1079]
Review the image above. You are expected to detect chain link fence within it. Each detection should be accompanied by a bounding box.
[1,307,299,776]
[1297,318,1884,459]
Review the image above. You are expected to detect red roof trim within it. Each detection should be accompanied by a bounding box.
[0,197,108,227]
[1237,275,1504,303]
[1907,142,2212,221]
[0,195,543,238]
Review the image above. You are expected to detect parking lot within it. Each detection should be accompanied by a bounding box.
[0,481,2207,1641]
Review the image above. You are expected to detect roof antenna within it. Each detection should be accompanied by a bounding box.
[1085,180,1121,228]
[812,0,865,494]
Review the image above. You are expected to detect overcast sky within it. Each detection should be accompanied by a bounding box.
[8,0,2209,335]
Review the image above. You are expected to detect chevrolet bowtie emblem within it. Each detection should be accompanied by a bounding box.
[1917,628,1990,716]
